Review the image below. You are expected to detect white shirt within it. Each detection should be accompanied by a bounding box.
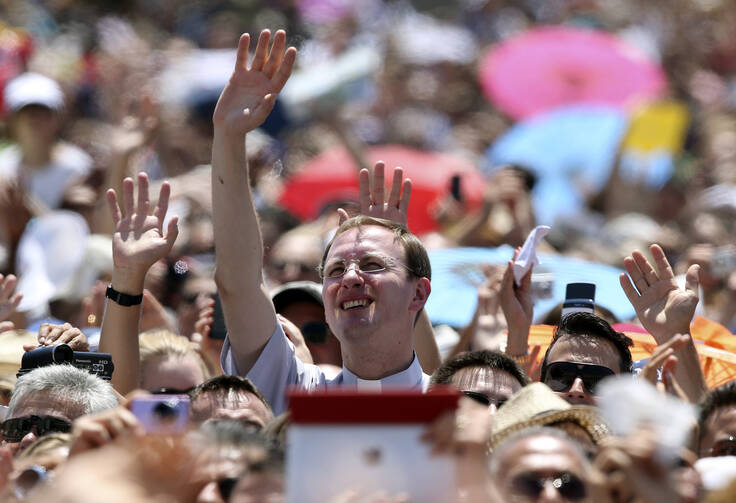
[221,323,430,415]
[0,143,92,209]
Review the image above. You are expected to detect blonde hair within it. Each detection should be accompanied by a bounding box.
[139,330,210,386]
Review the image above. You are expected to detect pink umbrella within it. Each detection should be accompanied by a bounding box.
[479,26,667,120]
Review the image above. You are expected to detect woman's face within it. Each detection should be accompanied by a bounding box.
[141,355,205,393]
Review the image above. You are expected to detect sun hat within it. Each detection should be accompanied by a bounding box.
[489,382,609,449]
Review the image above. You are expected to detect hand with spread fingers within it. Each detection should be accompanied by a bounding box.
[337,161,412,228]
[213,29,296,136]
[25,322,90,352]
[619,244,699,342]
[106,172,179,291]
[0,273,21,334]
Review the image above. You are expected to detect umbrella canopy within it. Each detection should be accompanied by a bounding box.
[424,246,636,328]
[279,145,486,235]
[485,105,628,224]
[524,324,736,389]
[479,26,667,120]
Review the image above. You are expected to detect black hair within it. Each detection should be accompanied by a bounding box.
[698,380,736,443]
[430,350,531,387]
[190,374,271,412]
[540,312,634,381]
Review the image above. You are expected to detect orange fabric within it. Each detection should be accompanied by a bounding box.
[524,322,736,389]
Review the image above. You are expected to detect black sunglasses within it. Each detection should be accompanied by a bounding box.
[705,436,736,458]
[461,390,507,409]
[543,361,615,395]
[510,471,587,501]
[2,415,72,443]
[151,387,195,395]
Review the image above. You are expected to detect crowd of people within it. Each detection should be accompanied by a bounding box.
[0,0,734,501]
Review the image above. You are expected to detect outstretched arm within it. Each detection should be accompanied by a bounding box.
[211,30,296,373]
[620,244,707,402]
[99,173,178,394]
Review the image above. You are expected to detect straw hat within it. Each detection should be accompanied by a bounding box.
[489,382,609,449]
[0,329,38,393]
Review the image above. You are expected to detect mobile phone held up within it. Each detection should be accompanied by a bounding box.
[561,282,595,318]
[130,395,190,434]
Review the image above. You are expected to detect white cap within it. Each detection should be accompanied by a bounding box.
[4,72,64,112]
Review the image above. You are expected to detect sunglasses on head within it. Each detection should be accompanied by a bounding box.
[510,471,587,501]
[705,436,736,458]
[461,390,507,409]
[151,387,195,396]
[543,361,615,395]
[2,415,72,443]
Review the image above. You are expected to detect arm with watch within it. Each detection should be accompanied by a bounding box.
[98,173,178,395]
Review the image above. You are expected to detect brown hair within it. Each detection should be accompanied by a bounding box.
[319,216,431,281]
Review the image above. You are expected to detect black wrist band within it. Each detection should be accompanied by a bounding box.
[105,285,143,306]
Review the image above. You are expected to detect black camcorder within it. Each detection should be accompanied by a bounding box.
[17,344,114,381]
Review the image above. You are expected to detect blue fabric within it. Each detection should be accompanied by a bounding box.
[424,246,636,328]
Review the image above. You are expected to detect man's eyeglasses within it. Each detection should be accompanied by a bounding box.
[320,254,414,279]
[704,436,736,458]
[461,390,507,410]
[1,415,72,443]
[509,471,587,501]
[543,361,615,395]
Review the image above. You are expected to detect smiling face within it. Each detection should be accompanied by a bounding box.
[321,226,429,368]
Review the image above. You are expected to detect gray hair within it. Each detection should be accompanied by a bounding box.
[489,426,591,476]
[8,364,118,419]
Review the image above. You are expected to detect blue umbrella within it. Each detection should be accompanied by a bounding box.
[484,105,629,225]
[425,246,636,328]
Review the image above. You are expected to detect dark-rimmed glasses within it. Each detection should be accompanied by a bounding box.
[543,361,615,395]
[509,471,587,501]
[461,390,507,410]
[2,415,72,443]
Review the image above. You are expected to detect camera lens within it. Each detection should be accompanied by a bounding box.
[152,401,178,421]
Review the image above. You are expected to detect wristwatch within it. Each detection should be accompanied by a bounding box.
[105,285,143,306]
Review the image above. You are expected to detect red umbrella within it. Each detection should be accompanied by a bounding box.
[279,145,486,234]
[479,26,667,120]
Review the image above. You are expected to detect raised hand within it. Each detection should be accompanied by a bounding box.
[106,172,178,290]
[500,248,534,357]
[620,244,699,342]
[337,161,412,227]
[212,29,296,136]
[0,274,21,333]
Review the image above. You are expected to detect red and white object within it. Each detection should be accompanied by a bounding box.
[287,389,460,502]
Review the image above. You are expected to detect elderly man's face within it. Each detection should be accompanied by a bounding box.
[543,335,621,406]
[3,391,82,454]
[494,434,591,503]
[699,405,736,458]
[450,366,522,415]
